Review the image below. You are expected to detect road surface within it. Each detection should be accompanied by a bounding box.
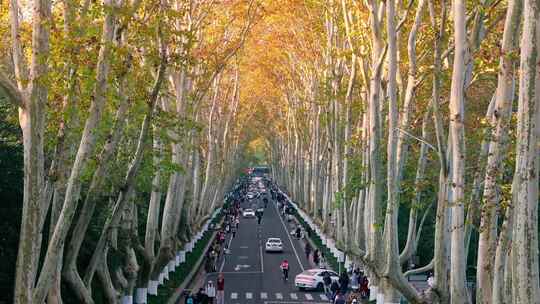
[204,197,331,304]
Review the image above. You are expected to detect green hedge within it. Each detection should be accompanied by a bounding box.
[289,207,342,272]
[148,209,225,304]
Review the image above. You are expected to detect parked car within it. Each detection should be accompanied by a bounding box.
[265,238,283,252]
[294,269,339,290]
[242,208,255,218]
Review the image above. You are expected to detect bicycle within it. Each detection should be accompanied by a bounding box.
[282,268,289,281]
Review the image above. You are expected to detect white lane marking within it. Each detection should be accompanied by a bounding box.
[240,246,249,249]
[276,293,283,299]
[231,292,238,299]
[259,242,264,273]
[261,292,268,299]
[320,294,328,301]
[274,199,304,271]
[212,271,262,275]
[290,293,298,300]
[238,256,249,259]
[246,292,253,299]
[305,293,314,300]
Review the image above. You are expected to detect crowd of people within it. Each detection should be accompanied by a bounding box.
[321,268,370,304]
[184,273,225,304]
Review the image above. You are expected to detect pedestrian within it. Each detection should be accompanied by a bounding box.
[225,223,230,233]
[231,225,236,238]
[427,272,434,289]
[350,269,359,291]
[360,276,369,299]
[320,252,327,269]
[235,217,240,229]
[195,288,207,304]
[333,292,346,304]
[323,271,332,300]
[346,288,361,304]
[295,225,302,239]
[339,271,349,294]
[205,281,216,304]
[313,249,320,266]
[305,242,312,260]
[185,292,195,304]
[216,273,225,304]
[330,280,340,301]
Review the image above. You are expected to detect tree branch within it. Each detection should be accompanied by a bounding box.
[0,70,24,108]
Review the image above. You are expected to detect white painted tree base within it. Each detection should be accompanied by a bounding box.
[135,288,147,303]
[121,295,133,304]
[370,286,378,301]
[158,273,164,285]
[376,293,384,304]
[163,269,169,280]
[148,281,158,295]
[168,260,176,272]
[175,254,180,266]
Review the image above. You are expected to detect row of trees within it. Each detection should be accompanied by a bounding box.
[258,0,539,303]
[0,0,261,303]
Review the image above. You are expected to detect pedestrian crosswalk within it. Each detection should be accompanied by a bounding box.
[228,292,330,301]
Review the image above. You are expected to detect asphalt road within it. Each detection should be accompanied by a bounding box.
[204,197,331,304]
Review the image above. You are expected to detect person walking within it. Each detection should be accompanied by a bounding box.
[333,292,346,304]
[338,271,350,294]
[205,281,216,304]
[184,292,195,304]
[313,249,320,267]
[350,269,359,291]
[359,276,369,299]
[216,273,225,304]
[323,271,332,300]
[304,242,312,260]
[330,280,340,301]
[231,225,237,238]
[195,288,208,304]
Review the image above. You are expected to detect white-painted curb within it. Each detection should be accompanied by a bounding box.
[135,288,147,303]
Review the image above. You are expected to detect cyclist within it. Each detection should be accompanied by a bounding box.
[280,259,289,281]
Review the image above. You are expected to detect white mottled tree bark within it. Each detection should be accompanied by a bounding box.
[448,0,468,302]
[511,1,540,301]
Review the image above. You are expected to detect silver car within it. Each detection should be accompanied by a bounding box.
[265,238,283,252]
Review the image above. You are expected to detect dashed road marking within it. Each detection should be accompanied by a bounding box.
[261,292,268,299]
[290,293,298,300]
[305,294,314,300]
[319,294,328,301]
[231,292,238,299]
[276,293,283,299]
[246,292,253,299]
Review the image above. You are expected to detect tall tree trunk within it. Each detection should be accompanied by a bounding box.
[511,1,540,301]
[476,0,522,300]
[448,0,468,302]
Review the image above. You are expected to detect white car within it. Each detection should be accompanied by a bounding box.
[242,208,255,218]
[265,238,283,252]
[294,269,339,290]
[247,192,256,199]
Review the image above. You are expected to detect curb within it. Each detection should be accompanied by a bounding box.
[165,222,222,304]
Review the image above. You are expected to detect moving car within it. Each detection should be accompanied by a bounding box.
[265,238,283,252]
[294,269,339,290]
[242,208,255,218]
